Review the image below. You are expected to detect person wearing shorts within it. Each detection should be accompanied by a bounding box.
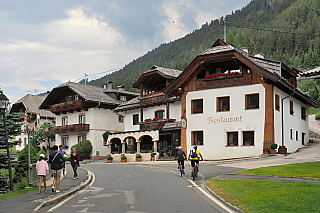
[49,145,65,193]
[58,145,70,176]
[188,145,203,177]
[36,154,49,194]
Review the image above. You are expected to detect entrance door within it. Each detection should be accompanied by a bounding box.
[171,132,181,157]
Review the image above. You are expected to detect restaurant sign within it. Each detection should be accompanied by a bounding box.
[208,115,243,124]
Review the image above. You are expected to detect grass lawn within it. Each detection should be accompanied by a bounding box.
[206,179,320,213]
[309,107,320,114]
[0,186,38,201]
[235,161,320,179]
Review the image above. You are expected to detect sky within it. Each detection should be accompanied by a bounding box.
[0,0,251,104]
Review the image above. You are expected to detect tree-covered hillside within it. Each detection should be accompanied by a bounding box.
[88,0,320,93]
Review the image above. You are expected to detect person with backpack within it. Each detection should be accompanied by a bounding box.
[48,145,65,193]
[36,153,49,194]
[188,145,203,177]
[174,146,187,174]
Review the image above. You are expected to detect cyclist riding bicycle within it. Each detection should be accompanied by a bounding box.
[175,146,187,174]
[188,145,203,177]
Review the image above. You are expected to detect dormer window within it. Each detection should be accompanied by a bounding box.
[120,95,126,101]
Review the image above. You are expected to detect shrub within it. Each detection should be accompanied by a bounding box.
[121,155,126,160]
[315,110,320,120]
[14,145,37,182]
[14,177,29,190]
[64,156,70,161]
[107,156,113,160]
[37,149,48,160]
[102,131,111,142]
[136,154,141,158]
[270,143,278,150]
[70,140,93,160]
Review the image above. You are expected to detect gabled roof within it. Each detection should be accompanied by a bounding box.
[164,38,319,108]
[299,66,320,78]
[132,65,182,88]
[11,94,55,117]
[39,82,139,109]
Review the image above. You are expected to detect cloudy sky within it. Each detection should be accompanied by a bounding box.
[0,0,251,104]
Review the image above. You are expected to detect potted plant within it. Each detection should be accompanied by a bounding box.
[245,140,251,146]
[136,154,142,161]
[248,104,257,109]
[270,143,278,154]
[163,147,169,156]
[194,139,201,145]
[263,148,271,154]
[290,110,294,115]
[218,105,228,111]
[107,156,113,163]
[121,155,127,162]
[152,117,160,122]
[278,145,287,154]
[275,105,280,110]
[229,141,235,146]
[150,152,156,161]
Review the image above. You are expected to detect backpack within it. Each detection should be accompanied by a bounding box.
[190,149,198,158]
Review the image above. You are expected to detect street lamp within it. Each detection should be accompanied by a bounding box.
[0,91,13,190]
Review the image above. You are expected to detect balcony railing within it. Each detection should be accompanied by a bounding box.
[51,124,90,134]
[139,92,166,105]
[50,100,89,114]
[140,119,176,131]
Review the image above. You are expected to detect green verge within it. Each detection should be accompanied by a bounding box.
[309,107,320,115]
[234,161,320,179]
[0,186,38,201]
[206,179,320,213]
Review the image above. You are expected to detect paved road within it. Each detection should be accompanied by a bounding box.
[41,163,243,213]
[309,114,320,134]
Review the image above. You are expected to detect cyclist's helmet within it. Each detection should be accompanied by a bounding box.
[178,146,182,149]
[193,145,197,150]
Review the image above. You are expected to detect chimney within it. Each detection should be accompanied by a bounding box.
[254,52,265,59]
[107,81,113,90]
[240,47,248,53]
[118,85,125,91]
[103,84,107,89]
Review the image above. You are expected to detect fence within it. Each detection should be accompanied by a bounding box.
[29,163,52,186]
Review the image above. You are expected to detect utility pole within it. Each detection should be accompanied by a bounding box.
[224,20,227,42]
[85,73,87,85]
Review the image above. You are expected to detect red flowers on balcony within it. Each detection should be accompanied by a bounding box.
[141,91,162,97]
[248,104,257,109]
[218,105,229,111]
[194,139,201,145]
[205,72,239,78]
[53,101,76,108]
[144,117,161,122]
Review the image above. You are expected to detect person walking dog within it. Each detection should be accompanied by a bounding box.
[49,145,65,193]
[36,153,49,194]
[70,147,80,180]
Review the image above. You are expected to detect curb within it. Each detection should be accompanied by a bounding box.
[204,182,245,213]
[33,167,93,212]
[225,173,320,181]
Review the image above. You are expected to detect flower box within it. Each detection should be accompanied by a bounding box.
[248,104,257,109]
[263,148,271,154]
[270,150,277,154]
[205,72,239,78]
[278,147,287,154]
[193,108,203,113]
[218,105,229,111]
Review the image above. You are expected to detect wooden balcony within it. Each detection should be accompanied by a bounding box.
[139,92,166,106]
[51,124,90,134]
[140,119,176,131]
[50,100,89,115]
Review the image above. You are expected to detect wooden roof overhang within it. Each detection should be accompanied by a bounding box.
[164,50,278,94]
[10,102,25,113]
[132,70,173,89]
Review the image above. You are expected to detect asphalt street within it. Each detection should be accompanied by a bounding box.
[41,163,243,213]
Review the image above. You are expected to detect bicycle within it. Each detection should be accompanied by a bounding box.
[175,158,186,177]
[192,159,203,180]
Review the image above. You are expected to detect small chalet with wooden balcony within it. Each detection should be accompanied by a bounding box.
[11,94,56,151]
[39,81,139,159]
[108,65,182,161]
[164,38,320,160]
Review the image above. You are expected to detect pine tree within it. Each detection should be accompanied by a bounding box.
[0,112,22,192]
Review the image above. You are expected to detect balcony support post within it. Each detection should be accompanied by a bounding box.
[121,142,126,154]
[108,142,112,154]
[153,140,158,153]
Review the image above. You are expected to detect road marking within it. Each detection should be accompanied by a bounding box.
[47,171,96,212]
[187,179,235,213]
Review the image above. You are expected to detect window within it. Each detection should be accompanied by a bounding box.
[62,116,68,126]
[120,95,126,101]
[290,129,293,140]
[78,134,86,142]
[217,96,230,112]
[118,115,124,123]
[24,138,27,146]
[192,131,203,145]
[61,136,69,146]
[290,100,294,115]
[275,94,280,111]
[155,110,165,119]
[133,114,139,125]
[243,131,254,146]
[75,94,79,100]
[246,94,259,109]
[302,132,306,145]
[227,132,238,146]
[79,114,85,124]
[296,131,299,141]
[301,106,306,120]
[192,99,203,114]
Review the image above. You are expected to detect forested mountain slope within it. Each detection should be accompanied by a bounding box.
[88,0,320,94]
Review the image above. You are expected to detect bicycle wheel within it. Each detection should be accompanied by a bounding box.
[180,165,183,177]
[192,168,195,180]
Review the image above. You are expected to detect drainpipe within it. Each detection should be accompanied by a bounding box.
[94,102,101,157]
[281,87,295,146]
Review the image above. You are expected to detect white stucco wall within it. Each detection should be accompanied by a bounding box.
[123,109,140,132]
[186,84,266,160]
[169,101,181,121]
[274,87,309,153]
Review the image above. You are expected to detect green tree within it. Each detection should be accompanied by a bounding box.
[14,144,37,182]
[34,123,55,149]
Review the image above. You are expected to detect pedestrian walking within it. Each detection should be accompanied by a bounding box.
[58,145,70,176]
[70,147,80,180]
[36,153,49,194]
[48,145,65,193]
